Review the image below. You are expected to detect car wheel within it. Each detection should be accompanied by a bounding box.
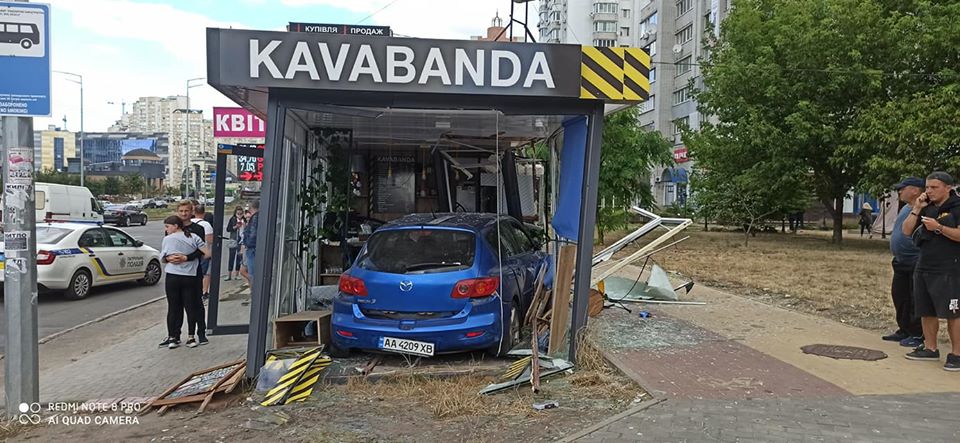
[329,341,350,358]
[120,216,129,227]
[64,269,92,300]
[141,215,148,226]
[20,39,32,49]
[488,303,521,357]
[139,260,162,286]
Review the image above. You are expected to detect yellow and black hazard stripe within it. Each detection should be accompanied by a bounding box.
[622,47,651,101]
[580,46,623,101]
[283,356,332,404]
[580,46,651,102]
[502,356,532,380]
[261,349,322,406]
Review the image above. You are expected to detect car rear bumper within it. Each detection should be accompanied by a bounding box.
[0,263,71,289]
[330,296,505,354]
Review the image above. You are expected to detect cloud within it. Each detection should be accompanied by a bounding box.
[280,0,539,40]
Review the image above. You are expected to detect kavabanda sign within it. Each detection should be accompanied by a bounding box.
[207,29,581,97]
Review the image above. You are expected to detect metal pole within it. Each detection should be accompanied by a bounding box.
[185,86,191,198]
[2,116,40,416]
[79,75,84,186]
[568,103,605,364]
[246,96,285,378]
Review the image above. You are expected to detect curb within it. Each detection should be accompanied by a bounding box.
[556,397,666,442]
[38,295,166,345]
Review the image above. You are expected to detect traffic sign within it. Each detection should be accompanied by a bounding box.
[0,2,51,116]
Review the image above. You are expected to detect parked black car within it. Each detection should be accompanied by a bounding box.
[103,205,148,226]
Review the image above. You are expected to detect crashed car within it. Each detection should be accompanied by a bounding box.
[330,213,546,358]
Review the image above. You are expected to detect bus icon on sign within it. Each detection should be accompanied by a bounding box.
[0,22,39,50]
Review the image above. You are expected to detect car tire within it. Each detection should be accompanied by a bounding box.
[20,39,32,49]
[64,269,92,300]
[141,215,148,226]
[329,341,350,358]
[488,303,521,357]
[139,260,162,286]
[119,216,129,227]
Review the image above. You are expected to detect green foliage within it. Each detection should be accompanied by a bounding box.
[596,107,672,243]
[693,0,895,244]
[103,176,122,196]
[121,175,146,197]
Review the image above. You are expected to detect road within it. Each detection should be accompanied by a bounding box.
[0,221,169,354]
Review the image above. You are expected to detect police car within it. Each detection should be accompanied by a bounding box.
[0,223,162,300]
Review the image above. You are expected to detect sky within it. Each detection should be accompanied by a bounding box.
[36,0,540,132]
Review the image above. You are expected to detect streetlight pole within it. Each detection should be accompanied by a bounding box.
[53,71,84,185]
[185,77,205,198]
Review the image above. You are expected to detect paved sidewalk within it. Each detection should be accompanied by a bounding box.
[576,393,960,442]
[37,283,251,403]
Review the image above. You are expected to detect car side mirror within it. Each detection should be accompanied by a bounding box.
[133,240,143,247]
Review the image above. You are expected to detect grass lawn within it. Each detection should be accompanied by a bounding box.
[608,227,896,332]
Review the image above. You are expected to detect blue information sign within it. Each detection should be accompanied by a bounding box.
[0,2,50,117]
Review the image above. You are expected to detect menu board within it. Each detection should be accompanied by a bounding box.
[373,154,415,213]
[236,143,265,181]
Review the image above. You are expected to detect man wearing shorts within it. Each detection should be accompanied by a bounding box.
[902,171,960,371]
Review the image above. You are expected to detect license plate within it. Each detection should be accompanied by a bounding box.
[378,336,435,357]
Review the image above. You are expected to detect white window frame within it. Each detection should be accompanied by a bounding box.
[676,0,693,16]
[677,25,693,44]
[672,86,691,105]
[676,56,693,76]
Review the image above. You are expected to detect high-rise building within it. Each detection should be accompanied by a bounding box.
[539,0,731,207]
[33,125,78,172]
[111,95,215,189]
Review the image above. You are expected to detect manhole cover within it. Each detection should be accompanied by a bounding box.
[801,344,887,361]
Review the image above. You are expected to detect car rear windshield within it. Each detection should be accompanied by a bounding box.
[356,229,476,274]
[36,227,72,244]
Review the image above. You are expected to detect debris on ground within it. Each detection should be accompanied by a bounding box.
[479,356,574,395]
[260,347,332,406]
[533,400,559,410]
[145,359,246,415]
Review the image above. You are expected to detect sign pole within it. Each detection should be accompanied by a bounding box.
[1,116,40,417]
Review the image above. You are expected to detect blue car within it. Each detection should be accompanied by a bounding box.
[330,213,546,358]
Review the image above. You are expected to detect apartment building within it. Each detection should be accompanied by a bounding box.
[539,0,731,207]
[32,125,77,172]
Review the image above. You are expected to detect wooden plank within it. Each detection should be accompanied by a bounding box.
[548,245,577,355]
[523,263,548,325]
[199,364,246,413]
[530,303,541,393]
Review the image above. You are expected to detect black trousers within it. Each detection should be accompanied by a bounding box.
[227,246,241,271]
[892,260,923,337]
[189,275,206,336]
[165,273,200,338]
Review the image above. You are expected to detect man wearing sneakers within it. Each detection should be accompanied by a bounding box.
[882,177,925,348]
[902,172,960,371]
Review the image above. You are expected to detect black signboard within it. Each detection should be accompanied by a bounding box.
[288,22,391,37]
[236,143,265,181]
[373,155,415,213]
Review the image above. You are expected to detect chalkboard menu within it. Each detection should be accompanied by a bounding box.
[373,154,415,213]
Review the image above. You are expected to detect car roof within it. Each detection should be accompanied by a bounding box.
[381,213,505,231]
[36,222,100,231]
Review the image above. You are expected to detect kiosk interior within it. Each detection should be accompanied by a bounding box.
[205,28,649,376]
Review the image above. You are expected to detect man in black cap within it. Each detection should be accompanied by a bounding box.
[882,177,925,347]
[902,171,960,371]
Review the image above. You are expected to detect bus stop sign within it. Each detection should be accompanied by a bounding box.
[0,2,51,117]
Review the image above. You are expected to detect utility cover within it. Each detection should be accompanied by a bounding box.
[801,344,887,361]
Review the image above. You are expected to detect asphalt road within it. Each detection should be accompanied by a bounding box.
[0,221,169,354]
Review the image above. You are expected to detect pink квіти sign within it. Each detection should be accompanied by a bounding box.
[213,107,266,138]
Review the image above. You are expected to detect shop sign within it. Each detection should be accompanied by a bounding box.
[673,147,689,163]
[209,29,581,98]
[214,107,266,138]
[288,22,391,37]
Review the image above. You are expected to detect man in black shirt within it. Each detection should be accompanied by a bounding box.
[901,171,960,371]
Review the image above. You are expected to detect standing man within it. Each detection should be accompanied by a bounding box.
[902,172,960,371]
[883,177,925,347]
[240,200,260,284]
[192,205,215,301]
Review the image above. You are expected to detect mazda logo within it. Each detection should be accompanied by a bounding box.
[399,281,414,292]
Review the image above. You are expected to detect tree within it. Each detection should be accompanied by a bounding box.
[596,107,673,243]
[103,176,122,196]
[121,174,146,197]
[852,1,960,192]
[693,0,895,244]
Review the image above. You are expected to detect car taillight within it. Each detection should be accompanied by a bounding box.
[451,277,500,298]
[339,274,368,296]
[37,250,56,265]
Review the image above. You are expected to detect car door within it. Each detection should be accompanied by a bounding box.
[77,228,112,281]
[504,220,543,298]
[103,228,147,279]
[486,221,526,302]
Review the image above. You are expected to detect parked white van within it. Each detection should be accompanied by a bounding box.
[34,183,103,224]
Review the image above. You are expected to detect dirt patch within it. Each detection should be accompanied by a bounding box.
[13,356,644,442]
[604,228,895,332]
